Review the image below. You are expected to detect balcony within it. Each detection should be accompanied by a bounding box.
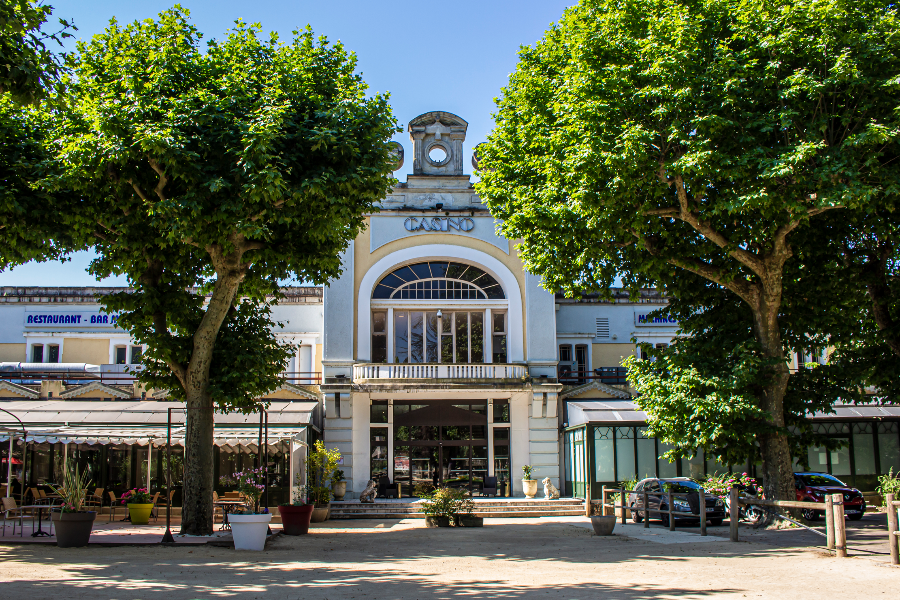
[353,363,527,383]
[557,367,628,386]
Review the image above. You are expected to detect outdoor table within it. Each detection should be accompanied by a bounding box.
[18,504,53,537]
[214,500,248,531]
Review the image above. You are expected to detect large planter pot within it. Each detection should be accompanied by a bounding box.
[522,479,538,499]
[127,503,154,525]
[310,504,330,523]
[425,516,452,528]
[332,481,347,501]
[455,515,484,527]
[229,513,272,551]
[51,511,96,548]
[590,515,617,536]
[279,504,314,536]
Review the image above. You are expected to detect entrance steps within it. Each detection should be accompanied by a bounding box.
[329,498,585,519]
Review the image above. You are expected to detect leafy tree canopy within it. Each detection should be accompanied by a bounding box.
[0,0,74,104]
[476,0,900,502]
[44,6,398,534]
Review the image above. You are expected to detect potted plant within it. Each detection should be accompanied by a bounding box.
[308,440,341,522]
[332,469,347,501]
[278,478,315,536]
[49,463,97,548]
[522,465,538,499]
[227,466,271,551]
[421,487,460,527]
[453,490,482,527]
[120,488,154,524]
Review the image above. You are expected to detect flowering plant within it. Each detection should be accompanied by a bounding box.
[49,461,92,512]
[229,466,267,513]
[702,472,762,499]
[121,488,153,505]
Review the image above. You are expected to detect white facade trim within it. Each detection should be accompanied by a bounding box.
[60,381,132,399]
[356,244,524,363]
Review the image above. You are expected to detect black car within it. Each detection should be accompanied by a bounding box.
[629,477,727,526]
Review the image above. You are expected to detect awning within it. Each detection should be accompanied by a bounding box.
[565,400,900,428]
[1,425,308,448]
[0,399,318,446]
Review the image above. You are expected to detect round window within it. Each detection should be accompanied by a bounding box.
[426,142,451,166]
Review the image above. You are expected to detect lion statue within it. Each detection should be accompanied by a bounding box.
[360,479,377,503]
[542,477,560,500]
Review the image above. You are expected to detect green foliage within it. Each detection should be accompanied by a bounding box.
[0,0,75,104]
[522,465,533,480]
[222,467,266,513]
[49,461,92,513]
[0,97,81,270]
[478,0,900,499]
[307,440,341,506]
[876,468,900,504]
[413,482,435,497]
[121,487,153,505]
[420,487,472,517]
[332,469,345,484]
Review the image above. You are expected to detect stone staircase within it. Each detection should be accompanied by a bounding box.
[329,498,585,519]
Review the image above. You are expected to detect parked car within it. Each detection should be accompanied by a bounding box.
[629,477,727,527]
[794,472,866,521]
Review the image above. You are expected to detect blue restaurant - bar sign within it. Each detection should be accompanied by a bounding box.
[634,312,678,326]
[25,310,122,327]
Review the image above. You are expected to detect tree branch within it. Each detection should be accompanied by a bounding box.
[148,158,168,202]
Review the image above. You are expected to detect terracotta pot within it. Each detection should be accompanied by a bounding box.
[332,481,347,501]
[229,513,272,551]
[127,503,153,525]
[310,505,330,523]
[425,516,452,528]
[51,511,96,548]
[279,504,314,535]
[522,479,538,499]
[590,515,617,536]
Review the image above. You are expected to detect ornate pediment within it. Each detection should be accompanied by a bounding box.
[60,381,132,399]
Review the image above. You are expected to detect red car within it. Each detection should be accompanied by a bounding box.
[794,472,866,521]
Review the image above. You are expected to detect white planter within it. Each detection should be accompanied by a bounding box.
[522,479,538,499]
[229,513,272,551]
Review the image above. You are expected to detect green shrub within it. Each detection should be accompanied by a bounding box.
[876,468,900,505]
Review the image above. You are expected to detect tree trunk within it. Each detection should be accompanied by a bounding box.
[749,278,797,526]
[179,246,247,535]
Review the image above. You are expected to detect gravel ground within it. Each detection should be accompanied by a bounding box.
[0,517,896,599]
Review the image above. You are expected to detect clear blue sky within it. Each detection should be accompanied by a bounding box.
[0,0,575,287]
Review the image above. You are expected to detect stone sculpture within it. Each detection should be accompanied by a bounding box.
[542,477,560,500]
[360,479,377,503]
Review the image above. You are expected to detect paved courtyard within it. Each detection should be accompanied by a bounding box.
[0,515,897,599]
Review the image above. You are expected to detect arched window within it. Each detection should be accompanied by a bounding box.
[372,262,505,300]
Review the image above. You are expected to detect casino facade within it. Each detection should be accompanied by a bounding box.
[1,111,898,502]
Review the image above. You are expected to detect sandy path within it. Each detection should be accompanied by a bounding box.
[0,519,896,599]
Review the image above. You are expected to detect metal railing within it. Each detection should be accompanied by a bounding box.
[353,363,527,381]
[0,370,321,386]
[558,367,628,386]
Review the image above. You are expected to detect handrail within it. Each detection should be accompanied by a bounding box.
[353,363,527,381]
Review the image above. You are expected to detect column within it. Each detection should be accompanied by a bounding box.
[387,308,394,364]
[485,308,493,363]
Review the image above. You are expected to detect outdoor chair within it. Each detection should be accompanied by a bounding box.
[149,492,160,522]
[482,477,499,498]
[377,476,400,499]
[107,491,127,522]
[2,496,35,537]
[83,487,104,508]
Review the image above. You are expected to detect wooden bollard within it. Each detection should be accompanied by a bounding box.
[887,493,899,566]
[700,488,707,536]
[620,489,626,525]
[585,482,592,518]
[668,490,675,531]
[832,493,847,558]
[729,486,739,542]
[601,485,607,517]
[825,495,835,550]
